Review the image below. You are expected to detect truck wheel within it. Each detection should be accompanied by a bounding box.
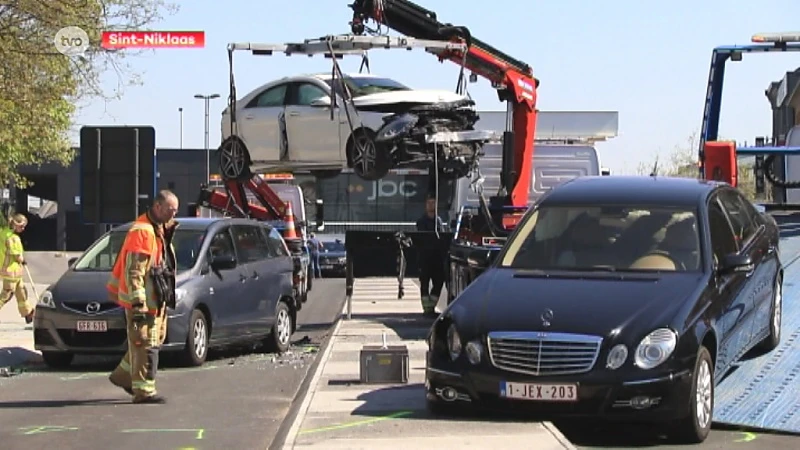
[181,309,209,367]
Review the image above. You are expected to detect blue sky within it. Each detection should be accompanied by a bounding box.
[72,0,800,174]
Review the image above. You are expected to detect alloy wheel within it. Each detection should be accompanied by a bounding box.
[220,139,248,179]
[695,359,713,430]
[276,309,291,346]
[352,135,377,177]
[193,318,207,359]
[773,279,782,335]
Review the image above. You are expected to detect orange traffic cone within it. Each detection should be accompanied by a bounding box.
[283,201,297,239]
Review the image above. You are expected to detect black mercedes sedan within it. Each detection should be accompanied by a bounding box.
[425,176,783,443]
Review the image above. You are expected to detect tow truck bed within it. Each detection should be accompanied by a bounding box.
[713,213,800,434]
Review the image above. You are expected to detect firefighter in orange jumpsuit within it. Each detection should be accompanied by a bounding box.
[107,190,179,404]
[0,214,35,323]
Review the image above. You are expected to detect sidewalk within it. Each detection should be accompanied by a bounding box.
[0,283,48,369]
[282,277,575,449]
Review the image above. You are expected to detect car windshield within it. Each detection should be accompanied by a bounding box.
[322,241,345,252]
[325,76,409,98]
[72,229,206,272]
[500,205,702,272]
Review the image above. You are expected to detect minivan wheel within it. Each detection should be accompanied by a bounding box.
[674,346,714,444]
[182,309,209,367]
[266,302,292,354]
[41,351,74,369]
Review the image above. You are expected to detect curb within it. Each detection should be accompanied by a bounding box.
[542,421,577,450]
[270,296,347,450]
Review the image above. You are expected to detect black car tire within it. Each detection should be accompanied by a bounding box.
[347,128,391,181]
[674,346,714,444]
[41,351,73,369]
[266,301,293,354]
[182,309,209,367]
[758,274,782,352]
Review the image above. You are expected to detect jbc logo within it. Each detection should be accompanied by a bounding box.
[366,179,418,201]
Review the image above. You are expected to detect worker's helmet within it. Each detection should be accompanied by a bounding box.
[9,214,27,227]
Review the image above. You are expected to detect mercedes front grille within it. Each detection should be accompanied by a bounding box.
[487,331,603,376]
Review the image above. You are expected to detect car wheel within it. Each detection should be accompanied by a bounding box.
[219,136,251,181]
[347,129,391,181]
[41,351,74,369]
[266,301,293,354]
[674,346,714,444]
[182,309,209,367]
[758,274,782,351]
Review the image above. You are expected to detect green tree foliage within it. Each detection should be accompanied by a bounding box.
[635,132,761,201]
[0,0,178,186]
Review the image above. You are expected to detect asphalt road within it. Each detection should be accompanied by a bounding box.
[555,419,799,449]
[0,278,346,450]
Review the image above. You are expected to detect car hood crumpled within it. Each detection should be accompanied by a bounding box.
[454,268,704,339]
[353,89,467,107]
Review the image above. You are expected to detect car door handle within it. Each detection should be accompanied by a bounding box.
[251,271,259,280]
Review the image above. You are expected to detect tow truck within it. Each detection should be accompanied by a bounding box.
[207,1,541,306]
[697,31,800,436]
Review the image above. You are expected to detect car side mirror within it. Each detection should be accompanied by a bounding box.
[67,257,78,267]
[310,97,332,107]
[210,254,237,271]
[719,253,754,274]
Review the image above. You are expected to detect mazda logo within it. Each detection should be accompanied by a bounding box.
[86,302,101,314]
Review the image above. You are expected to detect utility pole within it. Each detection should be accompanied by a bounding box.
[178,107,184,149]
[194,93,221,184]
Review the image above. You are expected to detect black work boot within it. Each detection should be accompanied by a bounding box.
[108,375,133,395]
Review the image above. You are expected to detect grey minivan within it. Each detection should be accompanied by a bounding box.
[33,217,298,368]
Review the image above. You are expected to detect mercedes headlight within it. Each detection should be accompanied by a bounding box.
[38,290,55,308]
[606,344,628,370]
[375,113,418,142]
[446,324,462,361]
[634,328,678,370]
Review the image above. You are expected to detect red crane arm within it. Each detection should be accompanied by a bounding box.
[349,0,539,207]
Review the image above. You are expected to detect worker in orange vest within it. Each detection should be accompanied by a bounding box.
[107,190,179,404]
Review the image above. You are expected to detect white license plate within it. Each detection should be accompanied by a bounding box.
[500,382,579,402]
[76,320,108,332]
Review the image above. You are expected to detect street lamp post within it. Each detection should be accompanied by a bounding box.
[178,107,184,149]
[194,93,221,184]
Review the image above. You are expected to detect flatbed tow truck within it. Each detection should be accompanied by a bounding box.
[698,31,800,435]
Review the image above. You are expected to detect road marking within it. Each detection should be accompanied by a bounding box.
[298,410,412,435]
[735,431,758,442]
[18,425,78,434]
[121,428,205,439]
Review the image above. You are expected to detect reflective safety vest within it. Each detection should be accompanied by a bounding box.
[0,227,24,281]
[106,214,164,315]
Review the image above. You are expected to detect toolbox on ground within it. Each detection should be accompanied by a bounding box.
[359,342,409,384]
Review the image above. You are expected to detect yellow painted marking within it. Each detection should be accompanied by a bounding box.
[121,428,204,439]
[299,411,413,435]
[19,425,79,435]
[735,431,758,442]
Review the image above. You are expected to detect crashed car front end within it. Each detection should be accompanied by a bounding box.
[373,99,492,178]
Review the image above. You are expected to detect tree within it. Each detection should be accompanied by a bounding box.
[0,0,178,186]
[635,132,761,201]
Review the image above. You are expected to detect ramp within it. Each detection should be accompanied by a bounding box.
[712,218,800,434]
